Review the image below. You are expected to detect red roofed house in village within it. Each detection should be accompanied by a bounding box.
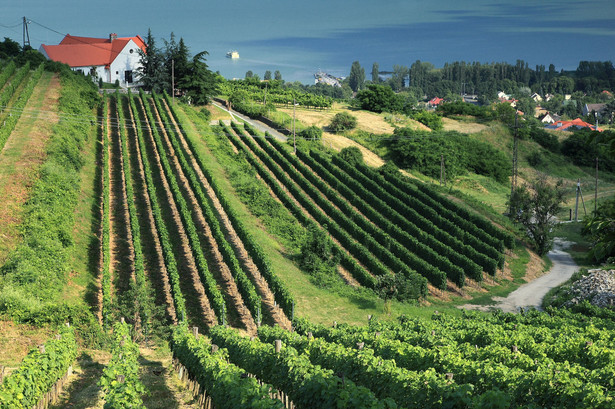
[428,97,444,107]
[545,118,602,132]
[39,33,146,87]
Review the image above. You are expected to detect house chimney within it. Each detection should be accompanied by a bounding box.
[110,33,117,42]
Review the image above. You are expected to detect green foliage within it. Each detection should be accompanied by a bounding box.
[348,61,365,92]
[388,128,510,184]
[529,126,560,152]
[0,327,77,408]
[527,151,544,167]
[136,29,169,92]
[0,69,98,306]
[583,197,615,263]
[175,108,296,317]
[561,130,615,171]
[338,146,364,167]
[406,109,443,130]
[210,325,396,409]
[329,111,358,132]
[436,101,494,120]
[298,125,322,140]
[99,322,145,409]
[220,79,333,109]
[171,325,283,409]
[508,176,564,255]
[178,51,219,105]
[293,310,615,409]
[299,225,338,275]
[355,84,403,113]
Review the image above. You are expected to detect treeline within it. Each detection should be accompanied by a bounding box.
[368,59,615,100]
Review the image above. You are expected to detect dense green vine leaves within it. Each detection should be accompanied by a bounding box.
[99,322,145,408]
[171,325,284,409]
[0,327,77,408]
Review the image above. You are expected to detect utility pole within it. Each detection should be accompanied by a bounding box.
[171,59,175,105]
[22,17,31,50]
[574,179,587,221]
[509,111,519,215]
[595,157,599,213]
[440,154,445,186]
[293,98,296,154]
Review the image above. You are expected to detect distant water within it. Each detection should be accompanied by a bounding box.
[205,16,614,84]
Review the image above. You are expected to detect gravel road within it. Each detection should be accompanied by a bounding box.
[461,238,578,313]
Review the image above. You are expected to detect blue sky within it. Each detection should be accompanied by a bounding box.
[2,0,614,82]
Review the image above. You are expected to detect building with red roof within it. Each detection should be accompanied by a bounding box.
[39,33,146,87]
[428,97,444,107]
[545,118,602,132]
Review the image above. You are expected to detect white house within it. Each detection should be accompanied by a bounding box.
[39,33,146,87]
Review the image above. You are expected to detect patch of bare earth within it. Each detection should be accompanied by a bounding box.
[0,321,53,371]
[321,132,385,167]
[0,73,59,264]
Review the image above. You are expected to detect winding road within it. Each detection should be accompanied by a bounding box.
[461,238,578,312]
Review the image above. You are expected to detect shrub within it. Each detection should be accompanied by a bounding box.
[338,146,364,167]
[299,125,323,140]
[329,112,357,132]
[527,151,543,167]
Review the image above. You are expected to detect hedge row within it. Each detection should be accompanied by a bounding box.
[163,95,295,319]
[127,91,188,321]
[101,100,112,328]
[0,327,77,408]
[99,322,145,408]
[381,169,515,249]
[114,94,153,333]
[0,63,43,154]
[0,60,16,89]
[171,325,284,409]
[230,123,428,297]
[219,122,382,293]
[151,94,261,325]
[332,155,503,274]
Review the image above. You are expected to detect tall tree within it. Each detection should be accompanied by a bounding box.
[264,70,272,81]
[371,62,380,83]
[178,51,218,105]
[136,29,169,92]
[274,70,282,81]
[508,176,564,255]
[348,61,365,92]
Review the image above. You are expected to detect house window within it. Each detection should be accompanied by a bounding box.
[125,70,133,84]
[129,49,134,54]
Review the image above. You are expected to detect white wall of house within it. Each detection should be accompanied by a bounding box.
[109,39,143,87]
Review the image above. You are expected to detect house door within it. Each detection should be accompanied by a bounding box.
[124,70,133,84]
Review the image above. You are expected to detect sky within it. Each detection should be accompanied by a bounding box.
[2,0,615,83]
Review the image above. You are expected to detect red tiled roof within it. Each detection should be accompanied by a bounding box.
[548,118,602,132]
[429,97,444,106]
[41,34,146,68]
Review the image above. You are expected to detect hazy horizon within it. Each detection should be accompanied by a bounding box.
[3,0,614,83]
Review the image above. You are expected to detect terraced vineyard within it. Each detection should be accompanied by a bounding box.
[219,120,513,298]
[98,91,294,335]
[4,65,614,409]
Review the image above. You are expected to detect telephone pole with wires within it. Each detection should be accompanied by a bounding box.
[509,111,519,215]
[22,17,31,49]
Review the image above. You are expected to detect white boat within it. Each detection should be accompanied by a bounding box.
[226,50,240,59]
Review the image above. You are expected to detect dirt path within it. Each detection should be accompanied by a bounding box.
[460,239,577,312]
[0,72,58,264]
